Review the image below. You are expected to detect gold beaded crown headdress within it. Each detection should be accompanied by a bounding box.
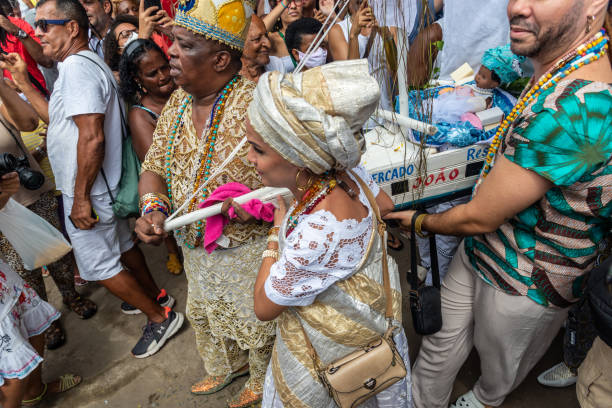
[174,0,254,50]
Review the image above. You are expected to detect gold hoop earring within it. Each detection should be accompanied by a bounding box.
[586,15,595,33]
[296,169,313,192]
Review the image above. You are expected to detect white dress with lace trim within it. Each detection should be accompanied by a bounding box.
[262,166,412,408]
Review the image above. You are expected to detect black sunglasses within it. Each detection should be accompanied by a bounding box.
[34,19,72,32]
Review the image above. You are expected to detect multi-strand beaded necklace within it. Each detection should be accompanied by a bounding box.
[165,75,240,248]
[480,29,609,179]
[285,174,338,237]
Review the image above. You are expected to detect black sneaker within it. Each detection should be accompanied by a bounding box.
[121,289,175,315]
[132,308,184,358]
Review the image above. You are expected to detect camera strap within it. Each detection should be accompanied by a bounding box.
[0,115,32,160]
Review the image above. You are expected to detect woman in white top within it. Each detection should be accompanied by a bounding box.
[244,60,412,407]
[328,0,370,59]
[262,0,303,73]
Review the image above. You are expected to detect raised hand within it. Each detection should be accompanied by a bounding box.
[0,53,30,90]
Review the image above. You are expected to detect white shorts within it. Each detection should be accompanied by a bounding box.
[62,191,133,281]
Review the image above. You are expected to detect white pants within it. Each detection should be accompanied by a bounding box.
[412,241,568,407]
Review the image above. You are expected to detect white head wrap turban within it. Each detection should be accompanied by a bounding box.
[247,60,380,174]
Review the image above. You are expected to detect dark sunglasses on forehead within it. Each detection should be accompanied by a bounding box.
[34,19,72,32]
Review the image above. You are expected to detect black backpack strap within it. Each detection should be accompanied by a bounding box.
[409,211,421,290]
[429,229,441,289]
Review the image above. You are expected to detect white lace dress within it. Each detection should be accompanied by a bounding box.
[262,165,412,407]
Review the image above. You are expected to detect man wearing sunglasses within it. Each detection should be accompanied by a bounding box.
[0,0,53,96]
[14,0,184,359]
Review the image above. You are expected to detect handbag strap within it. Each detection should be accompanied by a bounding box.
[348,170,393,320]
[409,211,441,291]
[295,170,394,370]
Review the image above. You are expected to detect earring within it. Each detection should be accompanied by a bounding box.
[295,169,313,192]
[586,15,595,34]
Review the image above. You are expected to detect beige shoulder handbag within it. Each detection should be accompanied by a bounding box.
[297,171,407,408]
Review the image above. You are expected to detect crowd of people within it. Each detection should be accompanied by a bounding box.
[0,0,610,407]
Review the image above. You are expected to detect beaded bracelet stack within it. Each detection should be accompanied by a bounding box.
[140,193,171,217]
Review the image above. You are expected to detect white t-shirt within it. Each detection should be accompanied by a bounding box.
[437,0,510,80]
[47,50,123,197]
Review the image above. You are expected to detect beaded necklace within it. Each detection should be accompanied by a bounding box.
[165,75,240,248]
[285,175,338,237]
[468,84,494,97]
[480,29,609,179]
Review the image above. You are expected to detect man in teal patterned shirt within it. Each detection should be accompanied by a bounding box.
[387,1,612,407]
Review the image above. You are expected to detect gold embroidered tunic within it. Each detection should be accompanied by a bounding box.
[142,79,275,389]
[141,80,268,247]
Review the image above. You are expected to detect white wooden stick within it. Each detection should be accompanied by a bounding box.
[164,187,292,232]
[165,137,248,223]
[376,109,438,135]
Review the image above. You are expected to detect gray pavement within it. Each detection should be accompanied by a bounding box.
[41,231,579,408]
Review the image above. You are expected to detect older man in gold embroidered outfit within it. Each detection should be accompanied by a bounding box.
[134,0,275,405]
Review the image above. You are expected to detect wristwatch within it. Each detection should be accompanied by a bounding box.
[15,29,28,40]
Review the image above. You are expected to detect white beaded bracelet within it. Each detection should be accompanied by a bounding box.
[262,249,279,261]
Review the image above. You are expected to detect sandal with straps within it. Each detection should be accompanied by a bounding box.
[191,365,249,395]
[21,383,47,406]
[64,296,97,319]
[51,374,82,394]
[21,374,82,406]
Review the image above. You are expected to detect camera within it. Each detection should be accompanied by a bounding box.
[0,152,45,190]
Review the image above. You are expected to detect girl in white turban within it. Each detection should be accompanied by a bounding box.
[245,59,413,407]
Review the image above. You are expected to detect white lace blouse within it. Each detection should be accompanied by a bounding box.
[264,165,380,306]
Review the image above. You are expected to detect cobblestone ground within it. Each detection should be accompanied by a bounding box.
[41,230,578,408]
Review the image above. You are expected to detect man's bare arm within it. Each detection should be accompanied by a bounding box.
[70,113,105,230]
[385,156,554,236]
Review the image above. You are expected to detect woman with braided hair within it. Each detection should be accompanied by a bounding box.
[118,38,182,275]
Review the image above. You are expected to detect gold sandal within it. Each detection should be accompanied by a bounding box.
[52,374,82,394]
[191,365,249,395]
[166,253,183,275]
[227,386,263,408]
